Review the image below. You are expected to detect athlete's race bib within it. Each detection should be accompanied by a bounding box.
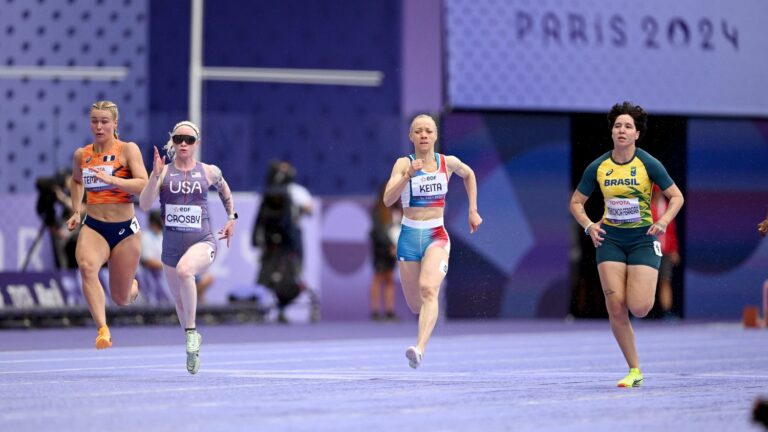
[605,197,641,224]
[129,217,140,234]
[82,165,114,190]
[165,204,202,231]
[411,173,448,199]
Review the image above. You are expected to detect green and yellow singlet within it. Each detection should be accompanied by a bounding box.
[577,148,674,228]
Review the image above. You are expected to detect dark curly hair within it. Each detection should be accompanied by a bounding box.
[608,101,647,139]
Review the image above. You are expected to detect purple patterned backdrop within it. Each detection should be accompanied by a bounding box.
[0,0,149,194]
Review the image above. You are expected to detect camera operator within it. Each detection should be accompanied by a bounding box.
[252,160,318,323]
[34,169,77,269]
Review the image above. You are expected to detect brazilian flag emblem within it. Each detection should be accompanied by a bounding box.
[630,166,636,177]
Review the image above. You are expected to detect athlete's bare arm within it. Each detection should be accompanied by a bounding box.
[66,148,85,231]
[384,157,416,207]
[206,163,236,247]
[206,164,235,216]
[139,146,167,211]
[648,183,684,236]
[446,156,483,233]
[570,190,605,247]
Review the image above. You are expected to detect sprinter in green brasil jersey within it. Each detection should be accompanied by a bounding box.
[570,102,684,387]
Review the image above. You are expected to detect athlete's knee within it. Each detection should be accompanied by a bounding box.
[629,300,654,318]
[175,261,196,280]
[605,298,628,319]
[110,290,132,306]
[419,283,438,302]
[607,308,630,325]
[77,259,102,277]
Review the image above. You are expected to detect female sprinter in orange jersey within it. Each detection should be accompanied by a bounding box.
[66,101,148,349]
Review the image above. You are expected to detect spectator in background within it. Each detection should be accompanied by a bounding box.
[651,184,680,320]
[253,160,319,323]
[754,188,768,429]
[369,181,401,321]
[139,210,172,305]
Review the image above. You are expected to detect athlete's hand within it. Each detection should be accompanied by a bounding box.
[647,220,667,236]
[758,219,768,237]
[92,169,114,186]
[588,220,606,247]
[152,146,166,180]
[218,220,235,247]
[407,159,424,178]
[469,209,483,233]
[66,211,81,231]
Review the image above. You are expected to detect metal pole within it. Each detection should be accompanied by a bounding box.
[189,0,204,159]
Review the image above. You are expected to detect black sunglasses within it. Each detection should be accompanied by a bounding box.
[172,134,197,145]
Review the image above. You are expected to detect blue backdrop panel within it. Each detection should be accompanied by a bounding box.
[441,112,572,318]
[685,118,768,318]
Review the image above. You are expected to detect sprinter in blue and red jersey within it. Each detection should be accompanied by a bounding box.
[383,114,483,369]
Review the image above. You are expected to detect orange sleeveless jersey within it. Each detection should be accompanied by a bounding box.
[81,140,134,204]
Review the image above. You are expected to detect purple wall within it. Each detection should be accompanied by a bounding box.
[150,0,403,196]
[401,0,443,119]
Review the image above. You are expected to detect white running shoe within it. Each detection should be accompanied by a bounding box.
[185,330,202,375]
[405,346,423,369]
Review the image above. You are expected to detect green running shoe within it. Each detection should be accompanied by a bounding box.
[617,368,643,387]
[185,330,202,375]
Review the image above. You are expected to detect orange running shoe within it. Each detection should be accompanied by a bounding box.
[95,326,112,350]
